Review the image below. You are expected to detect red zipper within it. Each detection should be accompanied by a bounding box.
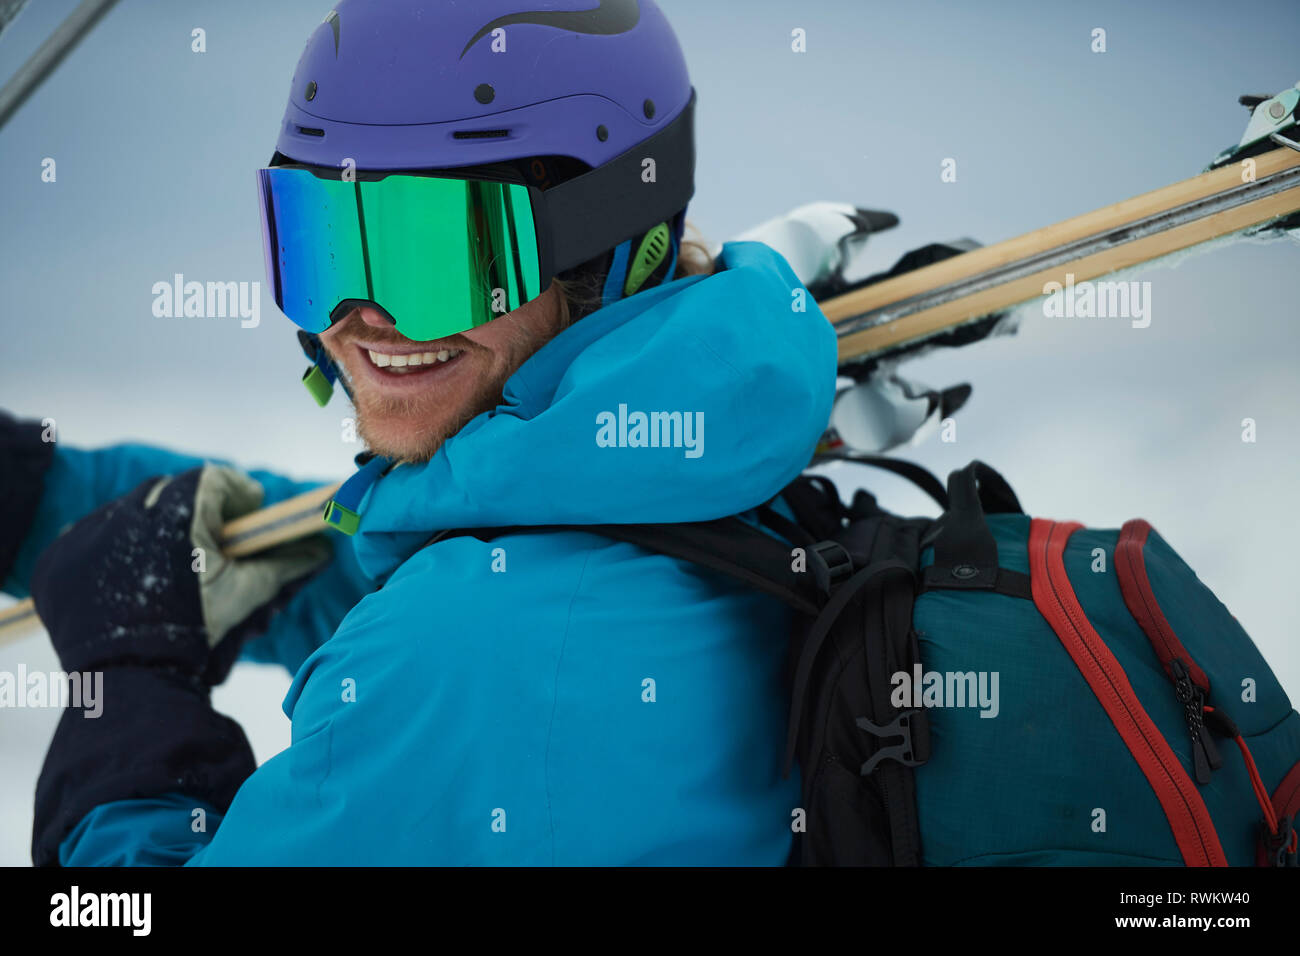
[1116,519,1222,783]
[1029,518,1227,867]
[1116,518,1294,860]
[1116,520,1210,690]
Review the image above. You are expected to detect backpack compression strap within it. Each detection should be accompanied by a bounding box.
[422,515,828,616]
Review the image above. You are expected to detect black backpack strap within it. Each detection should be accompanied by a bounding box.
[923,460,1031,600]
[809,452,950,510]
[753,503,818,550]
[783,509,930,867]
[779,475,851,541]
[425,518,827,616]
[783,557,916,775]
[868,519,930,867]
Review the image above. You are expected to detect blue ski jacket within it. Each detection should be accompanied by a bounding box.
[8,242,836,865]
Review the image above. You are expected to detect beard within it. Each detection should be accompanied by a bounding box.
[320,290,563,464]
[348,351,506,463]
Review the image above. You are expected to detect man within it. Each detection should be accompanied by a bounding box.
[4,0,835,865]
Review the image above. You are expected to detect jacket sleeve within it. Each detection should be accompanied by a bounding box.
[57,795,224,866]
[4,441,372,674]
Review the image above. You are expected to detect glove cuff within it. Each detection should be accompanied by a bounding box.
[40,621,211,679]
[0,413,55,584]
[32,664,256,866]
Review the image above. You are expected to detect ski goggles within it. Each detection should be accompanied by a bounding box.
[258,165,544,342]
[257,93,697,343]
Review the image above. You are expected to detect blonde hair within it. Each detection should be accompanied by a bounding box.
[553,221,715,328]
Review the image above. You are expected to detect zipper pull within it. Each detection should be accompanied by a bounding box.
[1171,658,1222,784]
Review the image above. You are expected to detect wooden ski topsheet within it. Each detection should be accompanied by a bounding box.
[826,147,1300,364]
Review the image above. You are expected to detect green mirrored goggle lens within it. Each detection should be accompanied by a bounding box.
[258,167,543,342]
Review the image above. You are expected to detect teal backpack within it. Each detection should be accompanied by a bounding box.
[431,458,1300,866]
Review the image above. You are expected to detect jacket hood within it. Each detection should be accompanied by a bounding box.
[350,240,837,582]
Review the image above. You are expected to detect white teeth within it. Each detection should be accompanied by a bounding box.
[366,347,463,370]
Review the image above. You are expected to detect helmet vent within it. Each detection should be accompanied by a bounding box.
[295,126,325,137]
[453,129,510,140]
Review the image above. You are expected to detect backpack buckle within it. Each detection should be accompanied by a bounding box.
[811,540,854,590]
[856,709,927,775]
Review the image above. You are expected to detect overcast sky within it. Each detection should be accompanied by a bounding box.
[1,0,1297,865]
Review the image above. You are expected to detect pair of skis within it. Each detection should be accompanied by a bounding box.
[790,84,1300,460]
[831,129,1300,365]
[2,83,1298,644]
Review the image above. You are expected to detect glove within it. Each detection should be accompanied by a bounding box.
[826,374,972,454]
[29,463,331,866]
[30,463,331,686]
[734,201,899,299]
[0,410,56,585]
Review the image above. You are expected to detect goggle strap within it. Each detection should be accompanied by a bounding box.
[543,90,696,275]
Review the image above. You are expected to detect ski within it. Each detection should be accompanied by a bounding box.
[218,482,341,558]
[822,83,1300,368]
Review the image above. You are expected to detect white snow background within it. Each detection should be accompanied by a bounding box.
[0,0,1297,865]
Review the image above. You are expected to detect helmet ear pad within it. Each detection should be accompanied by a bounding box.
[550,215,684,325]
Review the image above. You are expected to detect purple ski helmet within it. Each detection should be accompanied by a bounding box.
[270,0,697,322]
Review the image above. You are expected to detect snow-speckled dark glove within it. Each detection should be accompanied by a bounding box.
[29,463,330,867]
[30,463,330,685]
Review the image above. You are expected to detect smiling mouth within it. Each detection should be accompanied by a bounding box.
[363,346,465,373]
[345,343,472,389]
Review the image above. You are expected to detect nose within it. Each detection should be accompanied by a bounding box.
[357,305,395,329]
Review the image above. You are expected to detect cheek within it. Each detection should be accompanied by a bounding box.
[473,290,559,341]
[319,332,352,365]
[464,312,554,364]
[467,309,536,345]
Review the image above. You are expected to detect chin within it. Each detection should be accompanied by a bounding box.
[351,376,497,462]
[355,405,452,463]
